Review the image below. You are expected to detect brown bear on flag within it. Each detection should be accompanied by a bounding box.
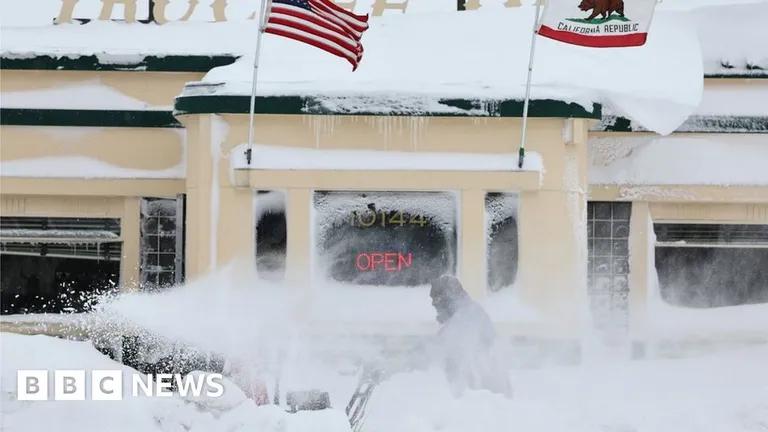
[538,0,657,47]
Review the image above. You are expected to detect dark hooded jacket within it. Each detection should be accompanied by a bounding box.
[430,275,512,397]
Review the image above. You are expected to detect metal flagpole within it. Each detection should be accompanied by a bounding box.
[518,0,543,169]
[246,0,272,166]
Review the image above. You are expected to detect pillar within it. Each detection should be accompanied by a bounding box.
[459,189,487,300]
[184,115,215,279]
[285,188,312,288]
[628,202,652,340]
[516,119,589,335]
[120,197,141,290]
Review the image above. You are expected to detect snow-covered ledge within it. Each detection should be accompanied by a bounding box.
[229,144,543,190]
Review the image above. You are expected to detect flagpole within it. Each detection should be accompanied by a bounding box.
[246,0,272,166]
[518,0,543,169]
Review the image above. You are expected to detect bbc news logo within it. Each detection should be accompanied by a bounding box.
[17,370,224,401]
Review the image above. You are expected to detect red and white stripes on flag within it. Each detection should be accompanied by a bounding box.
[264,0,369,70]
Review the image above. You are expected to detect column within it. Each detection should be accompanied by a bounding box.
[184,115,214,279]
[459,189,487,300]
[516,119,589,335]
[285,188,313,288]
[628,202,652,341]
[120,197,141,290]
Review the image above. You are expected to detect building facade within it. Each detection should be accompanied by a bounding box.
[1,0,766,343]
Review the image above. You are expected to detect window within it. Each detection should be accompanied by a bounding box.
[486,193,518,291]
[655,224,768,308]
[314,191,457,286]
[0,217,121,314]
[140,197,184,290]
[254,191,287,280]
[587,202,631,330]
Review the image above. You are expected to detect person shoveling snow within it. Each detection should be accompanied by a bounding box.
[429,275,513,398]
[347,275,512,430]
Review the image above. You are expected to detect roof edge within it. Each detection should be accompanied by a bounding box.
[1,108,183,128]
[174,94,602,119]
[594,115,768,133]
[0,53,239,72]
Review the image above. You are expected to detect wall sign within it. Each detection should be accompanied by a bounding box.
[355,251,414,272]
[53,0,522,24]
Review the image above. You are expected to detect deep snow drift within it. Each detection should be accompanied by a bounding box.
[3,263,768,432]
[3,324,768,432]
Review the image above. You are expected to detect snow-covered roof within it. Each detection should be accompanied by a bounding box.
[4,1,765,134]
[186,8,702,135]
[594,80,768,133]
[3,0,764,80]
[3,2,703,134]
[686,2,768,77]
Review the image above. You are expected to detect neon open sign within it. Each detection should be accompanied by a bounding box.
[355,252,413,272]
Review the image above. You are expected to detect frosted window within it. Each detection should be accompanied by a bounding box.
[314,191,457,286]
[486,193,518,291]
[655,224,768,307]
[255,191,287,280]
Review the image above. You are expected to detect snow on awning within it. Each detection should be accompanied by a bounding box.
[688,2,768,77]
[0,156,185,179]
[0,229,121,245]
[231,144,543,172]
[589,134,768,186]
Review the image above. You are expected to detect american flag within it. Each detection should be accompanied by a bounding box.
[265,0,370,70]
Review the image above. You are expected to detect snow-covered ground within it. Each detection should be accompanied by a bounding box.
[3,263,768,432]
[3,331,768,432]
[0,333,353,432]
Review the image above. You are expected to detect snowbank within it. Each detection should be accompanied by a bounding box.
[589,134,768,186]
[4,332,768,432]
[364,348,768,432]
[646,302,768,341]
[0,333,353,432]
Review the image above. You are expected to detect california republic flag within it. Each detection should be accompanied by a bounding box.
[537,0,658,47]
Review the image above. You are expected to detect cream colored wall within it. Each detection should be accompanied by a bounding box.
[0,67,193,291]
[1,126,184,172]
[1,70,190,173]
[178,112,592,336]
[1,70,203,109]
[518,119,590,333]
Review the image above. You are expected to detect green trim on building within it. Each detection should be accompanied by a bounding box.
[174,94,602,119]
[706,74,768,79]
[1,108,183,128]
[596,115,768,133]
[0,54,238,72]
